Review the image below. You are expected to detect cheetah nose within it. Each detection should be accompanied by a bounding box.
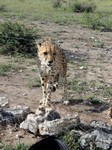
[48,61,53,64]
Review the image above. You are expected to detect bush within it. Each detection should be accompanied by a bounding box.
[0,64,13,76]
[3,143,30,150]
[71,0,96,13]
[83,13,112,31]
[0,22,40,56]
[58,131,81,150]
[27,77,41,89]
[0,63,25,76]
[52,0,62,8]
[0,4,7,12]
[68,79,87,94]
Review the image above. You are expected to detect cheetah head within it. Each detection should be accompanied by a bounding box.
[37,39,58,67]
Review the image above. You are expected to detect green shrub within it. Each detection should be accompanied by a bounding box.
[87,96,101,104]
[0,64,14,76]
[83,13,102,29]
[68,79,87,94]
[58,131,105,150]
[13,143,30,150]
[103,87,112,97]
[52,0,62,8]
[0,4,7,12]
[0,63,26,76]
[58,131,81,150]
[3,143,30,150]
[27,77,41,88]
[83,13,112,31]
[0,22,40,56]
[71,0,96,13]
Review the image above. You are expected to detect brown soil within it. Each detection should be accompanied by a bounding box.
[0,21,112,146]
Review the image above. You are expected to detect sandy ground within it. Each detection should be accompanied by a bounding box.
[0,22,112,146]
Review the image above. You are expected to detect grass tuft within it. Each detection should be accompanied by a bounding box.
[87,96,101,104]
[52,0,62,8]
[27,77,41,88]
[71,0,96,13]
[68,79,87,94]
[2,143,30,150]
[58,131,81,150]
[0,64,15,76]
[0,4,7,12]
[0,63,25,76]
[83,13,112,31]
[0,0,112,30]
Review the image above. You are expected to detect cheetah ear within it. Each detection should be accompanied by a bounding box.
[37,42,42,49]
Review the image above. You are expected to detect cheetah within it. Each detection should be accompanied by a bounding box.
[36,38,67,110]
[110,108,112,124]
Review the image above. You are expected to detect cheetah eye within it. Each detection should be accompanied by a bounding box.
[43,52,48,55]
[53,52,56,55]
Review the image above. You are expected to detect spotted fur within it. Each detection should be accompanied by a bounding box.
[37,39,67,109]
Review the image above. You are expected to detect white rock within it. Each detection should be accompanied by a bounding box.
[20,120,29,130]
[20,114,41,135]
[26,113,44,123]
[19,69,23,73]
[23,93,27,96]
[0,97,9,108]
[0,143,3,149]
[63,100,70,105]
[79,66,86,70]
[91,36,95,39]
[57,40,63,44]
[20,119,38,135]
[39,115,80,136]
[15,134,19,140]
[12,105,30,112]
[80,130,112,150]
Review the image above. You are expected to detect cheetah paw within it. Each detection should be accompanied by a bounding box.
[38,104,45,112]
[45,106,54,113]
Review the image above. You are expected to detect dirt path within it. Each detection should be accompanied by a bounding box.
[0,22,112,146]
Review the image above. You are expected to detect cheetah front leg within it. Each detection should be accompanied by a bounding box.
[53,73,59,91]
[61,76,68,102]
[39,76,47,108]
[45,76,55,110]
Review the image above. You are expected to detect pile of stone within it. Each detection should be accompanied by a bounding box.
[0,96,112,150]
[20,111,112,150]
[20,108,80,136]
[79,120,112,150]
[0,96,80,136]
[0,96,30,125]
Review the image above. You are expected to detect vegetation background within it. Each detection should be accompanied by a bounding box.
[0,0,112,149]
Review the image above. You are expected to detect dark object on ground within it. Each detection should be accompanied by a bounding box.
[28,136,69,150]
[0,109,15,125]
